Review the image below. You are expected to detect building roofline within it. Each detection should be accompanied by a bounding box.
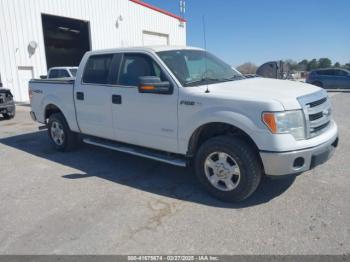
[129,0,186,22]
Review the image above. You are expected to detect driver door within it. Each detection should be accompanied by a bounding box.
[111,52,179,153]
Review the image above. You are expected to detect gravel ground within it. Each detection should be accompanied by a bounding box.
[0,92,349,255]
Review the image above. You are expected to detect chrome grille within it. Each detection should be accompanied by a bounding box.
[0,93,5,104]
[298,90,331,139]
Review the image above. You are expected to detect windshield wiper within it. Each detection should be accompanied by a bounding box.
[185,77,222,86]
[221,75,245,81]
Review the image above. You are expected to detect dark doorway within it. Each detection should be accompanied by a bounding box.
[41,14,91,69]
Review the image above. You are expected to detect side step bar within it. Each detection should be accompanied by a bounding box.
[83,137,187,167]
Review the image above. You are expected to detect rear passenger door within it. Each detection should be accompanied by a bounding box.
[110,52,179,153]
[74,54,117,139]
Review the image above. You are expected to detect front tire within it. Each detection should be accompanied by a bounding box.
[195,136,262,202]
[48,113,78,151]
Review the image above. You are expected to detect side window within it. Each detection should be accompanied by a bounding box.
[49,69,59,78]
[335,70,347,77]
[59,70,70,78]
[325,70,335,76]
[118,54,166,86]
[82,54,113,84]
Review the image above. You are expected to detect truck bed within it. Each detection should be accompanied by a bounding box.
[29,78,79,132]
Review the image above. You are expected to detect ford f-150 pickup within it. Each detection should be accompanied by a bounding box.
[29,46,339,202]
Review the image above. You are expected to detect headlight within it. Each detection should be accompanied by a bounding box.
[262,110,306,140]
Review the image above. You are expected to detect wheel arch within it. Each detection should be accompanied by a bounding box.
[187,122,260,158]
[44,103,63,121]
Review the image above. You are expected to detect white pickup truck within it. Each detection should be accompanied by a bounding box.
[29,46,339,202]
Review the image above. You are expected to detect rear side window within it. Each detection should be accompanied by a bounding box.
[335,70,348,76]
[60,70,70,78]
[49,69,59,78]
[83,54,113,84]
[69,69,77,77]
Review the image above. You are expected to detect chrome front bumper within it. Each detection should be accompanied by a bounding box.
[260,133,339,176]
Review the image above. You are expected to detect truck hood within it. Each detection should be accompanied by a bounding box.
[198,78,321,110]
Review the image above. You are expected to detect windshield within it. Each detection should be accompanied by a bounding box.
[69,69,78,77]
[157,50,243,87]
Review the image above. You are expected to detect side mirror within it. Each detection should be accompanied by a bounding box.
[40,75,47,79]
[138,76,172,94]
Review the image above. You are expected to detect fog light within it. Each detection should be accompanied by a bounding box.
[293,157,305,168]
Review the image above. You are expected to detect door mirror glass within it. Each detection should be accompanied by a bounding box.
[138,76,171,94]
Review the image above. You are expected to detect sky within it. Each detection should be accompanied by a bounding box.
[144,0,350,67]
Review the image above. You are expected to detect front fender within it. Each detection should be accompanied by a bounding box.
[178,108,270,154]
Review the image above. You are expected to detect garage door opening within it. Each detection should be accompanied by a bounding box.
[143,31,169,46]
[42,14,91,69]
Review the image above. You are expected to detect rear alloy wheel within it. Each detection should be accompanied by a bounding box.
[48,113,78,151]
[50,121,65,146]
[195,135,262,202]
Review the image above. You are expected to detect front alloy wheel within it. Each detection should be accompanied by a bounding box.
[204,152,241,191]
[195,135,262,202]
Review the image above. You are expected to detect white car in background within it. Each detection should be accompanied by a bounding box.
[44,67,78,79]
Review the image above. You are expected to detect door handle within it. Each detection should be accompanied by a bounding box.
[112,94,122,104]
[76,92,84,100]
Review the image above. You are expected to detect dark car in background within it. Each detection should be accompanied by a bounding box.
[306,68,350,89]
[0,85,16,120]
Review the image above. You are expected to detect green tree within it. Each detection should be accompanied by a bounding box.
[334,62,341,68]
[284,59,298,71]
[318,58,332,68]
[307,59,318,71]
[298,59,309,71]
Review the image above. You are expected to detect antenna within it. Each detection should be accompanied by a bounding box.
[202,15,210,93]
[179,0,186,18]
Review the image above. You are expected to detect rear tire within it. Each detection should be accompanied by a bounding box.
[48,113,78,151]
[194,135,262,202]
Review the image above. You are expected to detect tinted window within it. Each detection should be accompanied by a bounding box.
[335,70,348,76]
[118,54,166,86]
[69,69,77,77]
[59,70,70,78]
[318,70,335,76]
[49,69,59,78]
[83,54,113,84]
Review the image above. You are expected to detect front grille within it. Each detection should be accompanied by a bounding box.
[298,91,332,139]
[307,97,327,108]
[309,111,323,121]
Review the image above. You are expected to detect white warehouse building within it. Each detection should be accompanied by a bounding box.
[0,0,186,102]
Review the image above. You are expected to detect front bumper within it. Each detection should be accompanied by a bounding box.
[0,103,15,114]
[260,132,339,176]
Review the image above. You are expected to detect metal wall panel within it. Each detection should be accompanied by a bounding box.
[0,0,186,101]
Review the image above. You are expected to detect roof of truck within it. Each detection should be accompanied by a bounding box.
[88,46,204,55]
